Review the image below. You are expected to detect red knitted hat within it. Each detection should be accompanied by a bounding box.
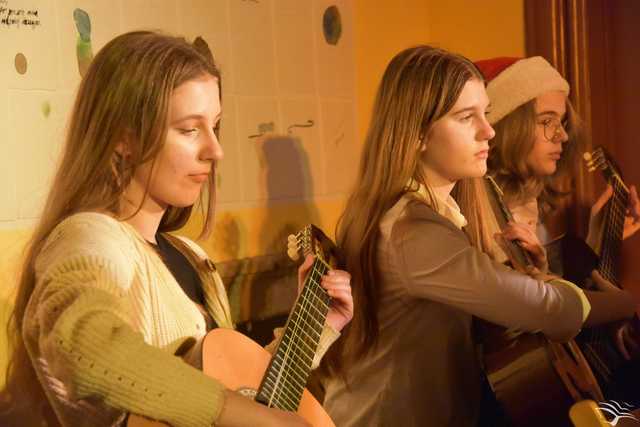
[474,56,570,124]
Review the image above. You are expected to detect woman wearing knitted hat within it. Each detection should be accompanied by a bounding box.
[317,46,636,427]
[476,56,640,404]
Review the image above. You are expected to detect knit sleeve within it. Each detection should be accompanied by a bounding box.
[391,204,589,342]
[24,214,225,427]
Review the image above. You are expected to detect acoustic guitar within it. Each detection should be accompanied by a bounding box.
[580,146,639,397]
[481,176,603,427]
[128,224,339,427]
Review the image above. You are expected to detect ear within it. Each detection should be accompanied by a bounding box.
[114,131,134,158]
[419,138,427,153]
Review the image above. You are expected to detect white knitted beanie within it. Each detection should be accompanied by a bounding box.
[474,56,570,124]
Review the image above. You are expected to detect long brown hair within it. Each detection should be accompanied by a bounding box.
[487,97,585,213]
[1,31,221,423]
[322,45,495,378]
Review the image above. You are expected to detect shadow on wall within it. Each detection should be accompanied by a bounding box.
[228,133,321,344]
[257,133,320,254]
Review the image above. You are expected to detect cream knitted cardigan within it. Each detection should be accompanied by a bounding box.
[22,212,338,427]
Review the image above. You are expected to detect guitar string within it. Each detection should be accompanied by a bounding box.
[270,261,328,408]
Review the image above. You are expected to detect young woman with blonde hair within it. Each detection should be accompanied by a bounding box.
[319,46,636,427]
[476,55,640,405]
[0,31,353,427]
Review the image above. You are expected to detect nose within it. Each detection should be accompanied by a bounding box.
[556,124,569,144]
[200,129,224,162]
[478,115,495,141]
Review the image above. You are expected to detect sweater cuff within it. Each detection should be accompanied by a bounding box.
[311,324,340,370]
[551,278,592,323]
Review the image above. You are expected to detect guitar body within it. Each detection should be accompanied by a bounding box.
[128,329,335,427]
[482,177,603,426]
[130,224,340,427]
[482,322,603,427]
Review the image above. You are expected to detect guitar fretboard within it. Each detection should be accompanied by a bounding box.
[255,257,331,411]
[598,177,628,287]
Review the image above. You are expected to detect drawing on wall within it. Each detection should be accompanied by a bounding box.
[73,9,93,77]
[1,2,41,29]
[14,52,26,74]
[322,5,342,45]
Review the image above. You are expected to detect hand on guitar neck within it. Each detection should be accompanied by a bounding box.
[587,184,640,247]
[297,254,353,332]
[497,221,550,275]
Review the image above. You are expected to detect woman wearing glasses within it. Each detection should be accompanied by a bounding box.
[475,56,640,404]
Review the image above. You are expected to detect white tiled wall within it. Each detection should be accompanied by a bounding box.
[0,0,357,227]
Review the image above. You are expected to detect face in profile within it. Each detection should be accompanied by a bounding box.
[421,78,495,185]
[127,74,223,211]
[526,90,569,177]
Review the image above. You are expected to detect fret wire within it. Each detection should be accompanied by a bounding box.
[265,364,307,397]
[294,291,329,320]
[268,351,305,409]
[261,254,332,410]
[302,272,330,309]
[291,304,320,339]
[280,332,313,360]
[269,357,310,388]
[270,259,326,406]
[268,284,310,408]
[262,377,299,410]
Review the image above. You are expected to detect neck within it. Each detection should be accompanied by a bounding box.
[422,165,456,201]
[119,196,166,244]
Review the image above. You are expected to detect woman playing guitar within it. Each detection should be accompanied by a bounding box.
[476,55,640,406]
[0,31,353,427]
[318,46,635,427]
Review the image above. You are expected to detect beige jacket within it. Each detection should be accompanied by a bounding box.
[323,189,589,427]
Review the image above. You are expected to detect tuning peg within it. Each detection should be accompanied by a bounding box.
[583,152,592,161]
[287,246,300,261]
[287,234,300,260]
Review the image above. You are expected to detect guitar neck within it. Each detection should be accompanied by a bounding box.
[598,177,628,287]
[485,177,534,269]
[255,257,331,410]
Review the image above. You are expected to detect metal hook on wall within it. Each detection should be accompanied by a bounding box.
[287,119,314,134]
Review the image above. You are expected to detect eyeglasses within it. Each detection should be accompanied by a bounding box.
[539,117,568,142]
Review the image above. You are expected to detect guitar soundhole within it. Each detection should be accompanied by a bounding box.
[236,387,258,399]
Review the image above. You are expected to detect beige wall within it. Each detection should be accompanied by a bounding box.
[0,0,524,384]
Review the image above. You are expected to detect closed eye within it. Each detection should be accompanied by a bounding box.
[178,128,198,135]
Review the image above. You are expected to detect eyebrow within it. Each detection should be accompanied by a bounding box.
[536,110,564,117]
[451,106,475,115]
[451,101,491,115]
[172,112,222,123]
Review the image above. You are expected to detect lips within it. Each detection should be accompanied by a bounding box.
[475,149,489,159]
[188,173,210,183]
[549,152,562,160]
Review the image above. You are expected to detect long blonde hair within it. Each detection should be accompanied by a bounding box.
[487,98,585,213]
[1,31,221,423]
[322,45,496,378]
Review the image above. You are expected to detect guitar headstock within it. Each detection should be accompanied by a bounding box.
[287,224,341,268]
[583,146,626,188]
